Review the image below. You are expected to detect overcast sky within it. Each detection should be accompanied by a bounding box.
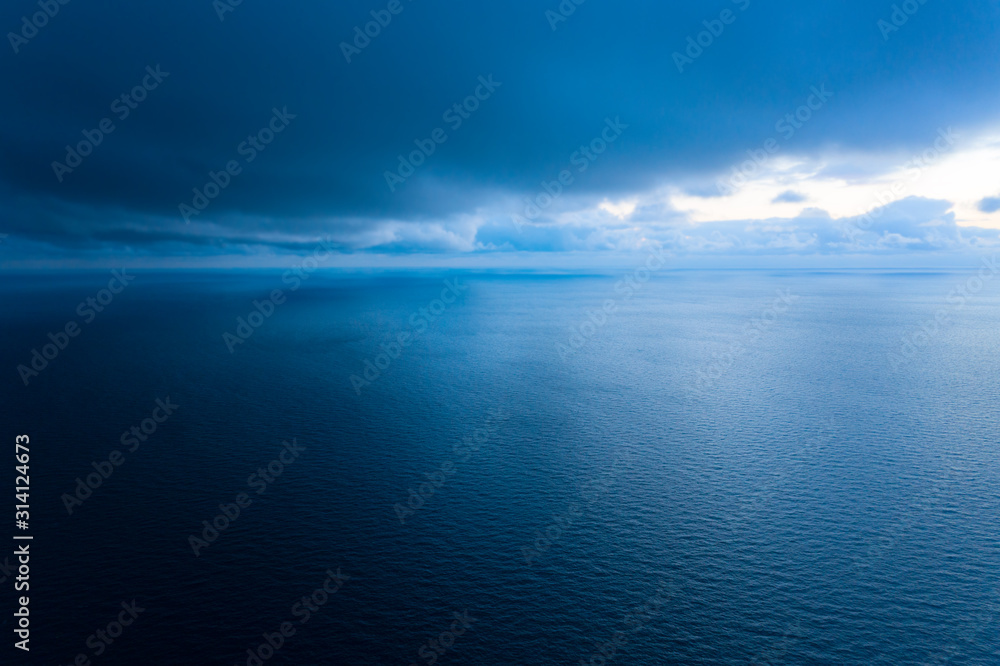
[3,0,1000,267]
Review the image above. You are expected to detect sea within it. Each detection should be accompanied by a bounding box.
[1,269,998,664]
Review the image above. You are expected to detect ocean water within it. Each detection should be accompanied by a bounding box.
[1,270,998,665]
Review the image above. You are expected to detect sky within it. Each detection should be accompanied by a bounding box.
[2,0,1000,268]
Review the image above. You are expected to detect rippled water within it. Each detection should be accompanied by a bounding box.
[2,270,998,664]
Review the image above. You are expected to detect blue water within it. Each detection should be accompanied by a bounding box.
[1,270,998,664]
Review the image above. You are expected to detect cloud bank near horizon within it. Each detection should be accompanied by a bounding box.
[2,0,1000,266]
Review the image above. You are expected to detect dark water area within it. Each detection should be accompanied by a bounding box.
[1,270,997,664]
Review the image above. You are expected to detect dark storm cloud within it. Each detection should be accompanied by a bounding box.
[2,0,999,257]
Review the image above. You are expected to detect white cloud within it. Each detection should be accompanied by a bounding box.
[670,125,1000,230]
[597,198,638,220]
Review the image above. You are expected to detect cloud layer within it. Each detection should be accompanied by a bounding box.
[2,1,1000,265]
